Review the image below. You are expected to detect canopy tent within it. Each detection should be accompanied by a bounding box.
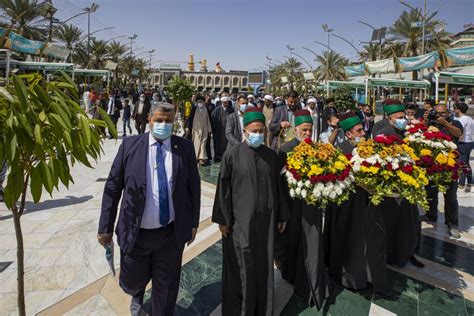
[434,71,474,104]
[0,51,110,89]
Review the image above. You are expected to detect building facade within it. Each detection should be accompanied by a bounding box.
[451,25,474,48]
[149,64,249,93]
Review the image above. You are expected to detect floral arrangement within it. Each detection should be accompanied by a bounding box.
[285,138,354,208]
[404,123,460,193]
[351,134,429,209]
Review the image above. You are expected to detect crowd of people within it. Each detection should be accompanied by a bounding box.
[97,88,472,315]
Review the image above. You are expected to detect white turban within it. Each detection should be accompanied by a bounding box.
[264,95,274,102]
[307,98,317,104]
[220,96,230,102]
[247,94,255,99]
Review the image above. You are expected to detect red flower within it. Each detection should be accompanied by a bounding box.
[345,153,353,160]
[388,134,402,144]
[386,163,393,171]
[362,161,371,168]
[402,165,414,174]
[374,135,388,144]
[304,138,312,144]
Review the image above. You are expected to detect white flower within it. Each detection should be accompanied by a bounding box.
[290,188,295,198]
[295,187,301,195]
[329,191,337,199]
[305,180,311,188]
[301,189,307,199]
[313,187,322,198]
[297,181,304,188]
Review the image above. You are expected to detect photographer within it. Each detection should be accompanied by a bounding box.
[421,104,463,239]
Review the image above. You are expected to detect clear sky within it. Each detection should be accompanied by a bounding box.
[53,0,473,71]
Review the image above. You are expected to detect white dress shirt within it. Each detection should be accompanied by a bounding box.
[107,97,115,115]
[141,133,175,229]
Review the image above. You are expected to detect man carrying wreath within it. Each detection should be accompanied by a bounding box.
[276,109,330,310]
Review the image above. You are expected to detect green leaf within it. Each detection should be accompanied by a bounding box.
[12,75,29,109]
[96,107,117,138]
[9,134,16,161]
[50,159,59,190]
[34,124,43,145]
[6,112,13,128]
[50,113,70,131]
[0,87,13,102]
[63,130,73,150]
[89,119,106,127]
[80,116,91,146]
[39,111,47,122]
[39,161,53,194]
[30,166,42,203]
[6,167,24,208]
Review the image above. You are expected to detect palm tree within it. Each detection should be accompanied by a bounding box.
[281,57,303,89]
[0,0,48,40]
[389,8,447,79]
[107,41,127,62]
[314,51,349,82]
[359,43,380,62]
[88,38,109,69]
[53,24,82,62]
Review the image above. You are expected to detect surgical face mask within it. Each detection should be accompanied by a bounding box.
[140,96,145,101]
[240,103,248,112]
[152,122,173,141]
[394,118,408,130]
[197,102,204,108]
[246,132,264,148]
[354,136,362,143]
[276,100,283,106]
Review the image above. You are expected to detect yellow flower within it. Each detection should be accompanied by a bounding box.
[447,158,456,167]
[308,164,323,176]
[420,149,432,156]
[379,150,388,159]
[334,161,346,171]
[435,153,448,165]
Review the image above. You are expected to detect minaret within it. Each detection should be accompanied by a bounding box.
[188,54,195,72]
[200,59,208,72]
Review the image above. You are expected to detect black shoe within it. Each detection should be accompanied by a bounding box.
[374,288,397,300]
[410,255,425,268]
[0,190,3,202]
[420,215,437,223]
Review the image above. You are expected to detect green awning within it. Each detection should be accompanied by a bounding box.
[438,72,474,85]
[328,80,366,89]
[0,60,74,71]
[73,69,110,77]
[368,78,430,89]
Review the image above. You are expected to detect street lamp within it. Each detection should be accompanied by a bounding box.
[286,44,295,58]
[78,27,114,43]
[128,34,138,57]
[331,33,360,55]
[322,24,334,82]
[83,3,99,65]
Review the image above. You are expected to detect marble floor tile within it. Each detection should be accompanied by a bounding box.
[368,302,397,316]
[64,293,117,316]
[0,233,52,250]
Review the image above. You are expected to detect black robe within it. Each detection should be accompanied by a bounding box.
[212,143,290,316]
[211,105,234,161]
[323,140,388,291]
[277,138,330,310]
[372,125,421,267]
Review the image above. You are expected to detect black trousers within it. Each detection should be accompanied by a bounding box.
[426,182,459,227]
[119,224,184,316]
[135,119,147,134]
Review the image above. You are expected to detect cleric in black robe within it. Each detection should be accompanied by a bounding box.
[212,107,290,316]
[276,110,330,310]
[325,112,388,293]
[372,102,424,268]
[211,96,234,162]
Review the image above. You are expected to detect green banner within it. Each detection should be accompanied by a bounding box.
[398,51,438,71]
[344,64,365,77]
[445,46,474,66]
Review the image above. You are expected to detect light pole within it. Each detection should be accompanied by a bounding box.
[128,34,138,57]
[331,33,360,56]
[322,24,334,82]
[286,44,295,58]
[83,3,99,66]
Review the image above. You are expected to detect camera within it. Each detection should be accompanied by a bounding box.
[427,109,439,124]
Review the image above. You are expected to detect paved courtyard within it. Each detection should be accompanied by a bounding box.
[0,133,473,315]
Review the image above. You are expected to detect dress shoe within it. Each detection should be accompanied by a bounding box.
[410,255,425,268]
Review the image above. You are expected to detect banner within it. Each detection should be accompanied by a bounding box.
[1,27,69,60]
[344,64,365,77]
[365,58,396,74]
[303,72,315,81]
[7,31,44,55]
[445,46,474,66]
[104,60,118,71]
[398,51,439,71]
[43,43,70,60]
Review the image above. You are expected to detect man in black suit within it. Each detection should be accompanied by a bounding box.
[98,102,201,316]
[133,93,151,134]
[269,90,302,150]
[225,95,248,149]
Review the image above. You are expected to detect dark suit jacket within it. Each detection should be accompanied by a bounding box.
[225,112,243,149]
[132,100,151,122]
[269,105,302,149]
[99,133,201,254]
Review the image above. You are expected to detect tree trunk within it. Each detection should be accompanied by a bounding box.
[12,206,26,316]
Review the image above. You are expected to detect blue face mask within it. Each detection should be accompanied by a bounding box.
[394,118,408,130]
[152,122,173,140]
[240,103,248,112]
[354,136,362,143]
[246,132,264,148]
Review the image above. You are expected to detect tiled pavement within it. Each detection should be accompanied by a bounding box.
[0,135,473,315]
